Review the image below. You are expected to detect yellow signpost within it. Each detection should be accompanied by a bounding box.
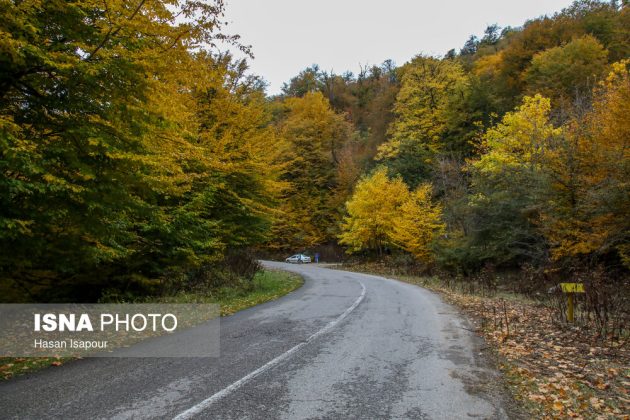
[560,283,585,322]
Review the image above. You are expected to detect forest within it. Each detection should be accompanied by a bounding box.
[1,0,628,302]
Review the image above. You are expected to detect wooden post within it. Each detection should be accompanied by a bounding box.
[560,283,584,323]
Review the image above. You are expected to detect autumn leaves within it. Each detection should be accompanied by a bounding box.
[0,1,284,300]
[1,0,628,303]
[337,53,629,271]
[339,169,443,263]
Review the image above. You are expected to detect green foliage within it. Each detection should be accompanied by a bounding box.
[441,96,558,269]
[524,35,609,104]
[281,65,324,97]
[377,56,471,187]
[0,0,281,301]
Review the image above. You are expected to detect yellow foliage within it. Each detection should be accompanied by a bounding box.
[473,52,504,79]
[473,94,560,177]
[390,184,445,263]
[377,56,468,160]
[542,60,630,266]
[271,92,356,248]
[339,168,409,253]
[339,169,444,261]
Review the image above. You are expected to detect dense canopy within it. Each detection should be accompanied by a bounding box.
[1,0,628,301]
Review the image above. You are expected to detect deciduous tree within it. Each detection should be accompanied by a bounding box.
[377,56,470,187]
[541,61,630,267]
[270,92,355,249]
[338,168,408,255]
[524,35,609,105]
[390,184,445,264]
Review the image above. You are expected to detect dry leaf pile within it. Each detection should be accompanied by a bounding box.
[340,263,628,419]
[435,288,629,419]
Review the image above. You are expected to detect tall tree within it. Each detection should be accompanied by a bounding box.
[390,184,445,264]
[541,61,630,267]
[270,92,355,249]
[376,56,471,187]
[338,168,408,255]
[459,95,559,268]
[524,35,609,106]
[0,0,280,300]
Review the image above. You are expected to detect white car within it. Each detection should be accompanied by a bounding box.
[285,254,311,264]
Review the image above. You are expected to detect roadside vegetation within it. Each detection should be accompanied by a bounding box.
[342,261,628,419]
[1,0,287,303]
[0,269,302,380]
[2,0,628,304]
[1,0,628,415]
[138,269,303,317]
[263,4,630,416]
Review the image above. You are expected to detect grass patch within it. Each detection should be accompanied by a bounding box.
[141,269,303,315]
[0,356,69,381]
[0,269,303,381]
[213,269,303,316]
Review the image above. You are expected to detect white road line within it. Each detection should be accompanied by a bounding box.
[172,280,367,420]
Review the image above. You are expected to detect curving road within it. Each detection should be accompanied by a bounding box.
[0,262,512,419]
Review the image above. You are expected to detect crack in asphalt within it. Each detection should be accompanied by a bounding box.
[171,279,366,420]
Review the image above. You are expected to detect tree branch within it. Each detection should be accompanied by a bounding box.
[86,0,147,61]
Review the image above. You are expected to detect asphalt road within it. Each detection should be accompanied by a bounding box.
[0,262,511,419]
